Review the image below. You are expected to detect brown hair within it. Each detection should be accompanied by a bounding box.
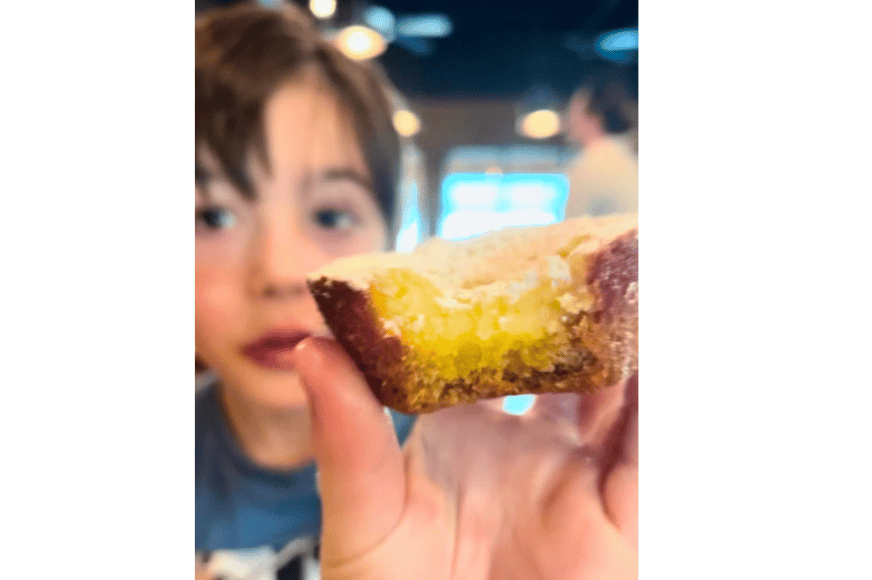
[195,2,400,228]
[573,80,636,134]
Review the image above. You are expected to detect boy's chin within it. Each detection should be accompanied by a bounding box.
[241,369,310,411]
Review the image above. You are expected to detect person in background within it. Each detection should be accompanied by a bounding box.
[563,78,638,218]
[196,4,638,580]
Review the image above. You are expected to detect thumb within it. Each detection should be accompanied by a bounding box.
[291,337,406,565]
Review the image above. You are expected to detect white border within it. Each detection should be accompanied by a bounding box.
[4,0,870,577]
[641,0,870,577]
[4,0,191,576]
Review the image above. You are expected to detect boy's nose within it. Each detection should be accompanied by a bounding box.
[250,222,326,301]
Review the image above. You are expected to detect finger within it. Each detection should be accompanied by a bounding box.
[576,381,626,450]
[603,444,637,548]
[596,375,637,469]
[599,374,638,544]
[292,337,406,564]
[536,452,612,563]
[621,376,638,464]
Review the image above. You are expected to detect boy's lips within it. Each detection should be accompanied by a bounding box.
[242,331,311,370]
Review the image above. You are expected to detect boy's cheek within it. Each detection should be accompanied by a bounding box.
[196,273,244,356]
[196,264,242,316]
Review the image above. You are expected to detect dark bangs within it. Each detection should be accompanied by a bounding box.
[195,3,399,227]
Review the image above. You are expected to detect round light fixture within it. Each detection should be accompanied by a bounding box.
[309,0,336,20]
[334,25,387,61]
[392,109,421,137]
[518,109,561,140]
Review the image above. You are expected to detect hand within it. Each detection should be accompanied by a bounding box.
[292,337,638,580]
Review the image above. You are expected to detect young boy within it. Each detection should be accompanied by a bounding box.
[196,5,638,580]
[195,4,415,577]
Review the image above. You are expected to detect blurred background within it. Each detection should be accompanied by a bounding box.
[197,0,637,415]
[196,0,638,250]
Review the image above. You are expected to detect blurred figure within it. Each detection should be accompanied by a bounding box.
[563,78,638,218]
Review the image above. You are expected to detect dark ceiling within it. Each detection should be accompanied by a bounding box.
[195,0,638,102]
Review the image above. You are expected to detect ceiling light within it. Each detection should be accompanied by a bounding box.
[309,0,336,20]
[396,14,452,38]
[393,109,421,137]
[362,6,396,41]
[518,109,561,140]
[595,28,638,63]
[598,28,638,52]
[334,25,387,61]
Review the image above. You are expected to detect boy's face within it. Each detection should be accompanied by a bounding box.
[196,76,389,411]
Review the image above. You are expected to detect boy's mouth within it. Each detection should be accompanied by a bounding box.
[242,331,311,370]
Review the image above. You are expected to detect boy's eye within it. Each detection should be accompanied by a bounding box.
[196,206,237,231]
[314,208,357,230]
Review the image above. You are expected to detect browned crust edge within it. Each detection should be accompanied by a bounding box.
[308,228,638,414]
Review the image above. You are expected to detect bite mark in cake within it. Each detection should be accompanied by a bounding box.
[308,214,638,413]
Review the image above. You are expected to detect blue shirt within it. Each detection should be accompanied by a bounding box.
[195,385,417,552]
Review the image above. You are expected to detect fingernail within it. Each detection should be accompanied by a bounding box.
[292,335,316,361]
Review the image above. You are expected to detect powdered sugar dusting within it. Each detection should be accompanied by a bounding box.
[308,214,638,301]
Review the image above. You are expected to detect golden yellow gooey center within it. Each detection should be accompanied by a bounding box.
[368,250,592,381]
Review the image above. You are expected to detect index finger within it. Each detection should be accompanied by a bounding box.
[575,380,628,449]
